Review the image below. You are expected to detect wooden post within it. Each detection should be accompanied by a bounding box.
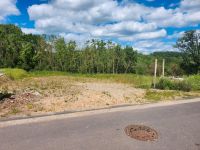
[162,59,165,77]
[153,59,157,88]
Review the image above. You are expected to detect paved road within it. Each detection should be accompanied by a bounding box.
[0,101,200,150]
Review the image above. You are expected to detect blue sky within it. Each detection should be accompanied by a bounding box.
[0,0,200,53]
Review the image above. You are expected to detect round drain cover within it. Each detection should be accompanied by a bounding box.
[125,125,158,141]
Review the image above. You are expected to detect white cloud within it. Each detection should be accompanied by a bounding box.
[25,0,200,53]
[120,29,167,41]
[21,28,44,34]
[91,21,157,37]
[145,1,200,27]
[134,40,175,53]
[0,0,19,21]
[180,0,200,12]
[167,31,185,39]
[27,0,158,39]
[59,33,92,47]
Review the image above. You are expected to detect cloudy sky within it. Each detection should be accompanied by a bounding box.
[1,0,200,53]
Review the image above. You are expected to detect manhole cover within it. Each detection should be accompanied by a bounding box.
[124,125,158,141]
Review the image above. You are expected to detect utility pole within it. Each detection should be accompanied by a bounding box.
[162,59,165,77]
[153,59,157,88]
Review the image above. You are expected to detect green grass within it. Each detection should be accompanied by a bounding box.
[145,90,181,102]
[27,71,153,88]
[68,73,153,88]
[1,68,153,88]
[2,68,199,91]
[29,71,69,77]
[0,68,29,80]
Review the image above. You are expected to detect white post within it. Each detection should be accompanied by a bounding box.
[153,59,157,88]
[162,59,165,77]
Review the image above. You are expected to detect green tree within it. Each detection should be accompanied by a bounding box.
[124,46,137,73]
[175,30,200,74]
[55,38,67,71]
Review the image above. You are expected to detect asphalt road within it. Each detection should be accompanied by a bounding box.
[0,100,200,150]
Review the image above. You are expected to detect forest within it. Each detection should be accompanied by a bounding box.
[0,24,199,75]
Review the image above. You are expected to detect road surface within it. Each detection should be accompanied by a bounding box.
[0,100,200,150]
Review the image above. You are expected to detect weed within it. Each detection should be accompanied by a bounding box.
[145,90,181,102]
[10,107,21,114]
[102,91,111,97]
[27,103,34,110]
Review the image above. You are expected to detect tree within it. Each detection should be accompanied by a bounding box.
[123,46,137,73]
[55,38,67,71]
[175,30,200,74]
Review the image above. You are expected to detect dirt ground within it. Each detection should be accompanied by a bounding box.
[0,75,199,118]
[33,82,146,113]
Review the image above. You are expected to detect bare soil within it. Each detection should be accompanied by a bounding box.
[0,76,199,118]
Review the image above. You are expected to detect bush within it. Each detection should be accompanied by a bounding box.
[0,68,29,80]
[155,77,192,92]
[176,80,192,92]
[155,78,175,90]
[187,75,200,91]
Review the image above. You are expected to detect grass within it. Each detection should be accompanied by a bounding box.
[30,71,153,88]
[145,90,182,102]
[0,68,153,88]
[0,68,29,80]
[144,89,200,102]
[69,73,153,88]
[1,68,199,91]
[29,71,69,77]
[26,103,34,110]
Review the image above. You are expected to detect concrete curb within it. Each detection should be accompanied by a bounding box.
[0,98,200,128]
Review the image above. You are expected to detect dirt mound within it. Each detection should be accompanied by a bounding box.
[1,92,40,107]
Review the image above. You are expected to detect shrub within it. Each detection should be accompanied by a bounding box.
[175,80,192,92]
[187,75,200,91]
[155,77,192,92]
[155,78,174,90]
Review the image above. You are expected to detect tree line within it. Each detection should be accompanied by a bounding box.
[0,24,199,75]
[0,24,137,74]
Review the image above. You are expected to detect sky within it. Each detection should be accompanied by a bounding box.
[0,0,200,53]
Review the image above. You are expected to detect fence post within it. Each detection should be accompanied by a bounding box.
[162,59,165,77]
[153,59,157,88]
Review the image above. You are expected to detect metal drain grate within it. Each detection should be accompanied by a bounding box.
[125,125,158,141]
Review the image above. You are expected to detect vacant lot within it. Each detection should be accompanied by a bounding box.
[0,70,199,118]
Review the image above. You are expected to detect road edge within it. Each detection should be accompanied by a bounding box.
[0,98,200,128]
